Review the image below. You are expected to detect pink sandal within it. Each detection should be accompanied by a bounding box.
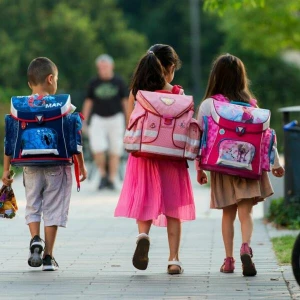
[220,257,235,273]
[240,243,257,276]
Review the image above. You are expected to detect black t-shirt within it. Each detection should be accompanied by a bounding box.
[87,75,128,117]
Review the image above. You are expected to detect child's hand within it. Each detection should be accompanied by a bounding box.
[2,170,13,186]
[197,170,208,185]
[79,165,88,182]
[272,166,285,177]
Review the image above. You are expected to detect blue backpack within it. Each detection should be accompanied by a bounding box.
[5,94,83,167]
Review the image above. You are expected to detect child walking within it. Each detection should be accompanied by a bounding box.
[114,44,196,274]
[2,57,87,271]
[196,54,285,276]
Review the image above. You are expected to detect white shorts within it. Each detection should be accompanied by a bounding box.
[88,113,125,156]
[24,166,72,227]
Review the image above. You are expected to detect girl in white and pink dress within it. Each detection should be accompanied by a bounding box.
[115,44,195,274]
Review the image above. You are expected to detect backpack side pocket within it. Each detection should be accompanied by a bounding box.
[184,119,201,160]
[4,115,18,156]
[64,113,83,156]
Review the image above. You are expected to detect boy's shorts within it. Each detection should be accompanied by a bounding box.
[88,112,124,156]
[24,165,72,227]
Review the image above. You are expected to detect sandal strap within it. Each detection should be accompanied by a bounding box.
[136,233,150,244]
[167,260,182,268]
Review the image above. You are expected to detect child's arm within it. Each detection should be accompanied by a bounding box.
[74,152,87,182]
[271,147,285,177]
[195,99,211,185]
[2,155,13,186]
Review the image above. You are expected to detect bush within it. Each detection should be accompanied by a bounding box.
[268,198,300,229]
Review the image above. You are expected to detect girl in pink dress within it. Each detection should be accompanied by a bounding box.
[114,44,195,274]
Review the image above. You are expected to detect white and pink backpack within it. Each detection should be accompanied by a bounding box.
[198,94,276,179]
[124,89,201,160]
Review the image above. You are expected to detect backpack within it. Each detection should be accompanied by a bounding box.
[124,90,201,160]
[198,94,276,179]
[5,94,83,167]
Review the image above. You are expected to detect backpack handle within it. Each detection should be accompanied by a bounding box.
[230,101,252,107]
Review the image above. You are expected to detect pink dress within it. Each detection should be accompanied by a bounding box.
[114,86,195,227]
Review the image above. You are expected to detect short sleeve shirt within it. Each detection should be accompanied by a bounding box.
[87,75,128,117]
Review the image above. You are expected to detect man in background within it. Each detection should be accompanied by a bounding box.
[82,54,128,190]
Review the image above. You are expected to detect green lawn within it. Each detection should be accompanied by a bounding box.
[271,235,297,265]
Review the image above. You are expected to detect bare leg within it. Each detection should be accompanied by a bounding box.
[28,222,40,238]
[108,154,120,183]
[137,220,152,234]
[237,199,253,244]
[167,217,181,272]
[222,205,237,257]
[93,152,107,178]
[167,217,181,260]
[44,226,58,257]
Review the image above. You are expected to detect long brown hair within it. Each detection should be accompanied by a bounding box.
[203,54,255,103]
[130,44,181,97]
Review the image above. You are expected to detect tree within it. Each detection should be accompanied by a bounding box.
[0,0,147,95]
[203,0,264,13]
[117,0,225,99]
[204,0,300,56]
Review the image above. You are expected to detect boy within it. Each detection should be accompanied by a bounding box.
[2,57,87,271]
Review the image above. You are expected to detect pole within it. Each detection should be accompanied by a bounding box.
[190,0,201,99]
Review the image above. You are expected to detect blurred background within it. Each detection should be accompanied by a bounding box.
[1,0,300,163]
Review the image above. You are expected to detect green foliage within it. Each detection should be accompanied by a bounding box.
[271,235,296,265]
[117,0,225,99]
[268,198,300,229]
[0,0,147,92]
[216,0,300,56]
[203,0,264,14]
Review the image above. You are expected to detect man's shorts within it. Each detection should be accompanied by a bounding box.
[88,112,125,156]
[24,165,72,227]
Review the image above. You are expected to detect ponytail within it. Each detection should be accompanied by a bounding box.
[130,44,181,97]
[130,52,166,97]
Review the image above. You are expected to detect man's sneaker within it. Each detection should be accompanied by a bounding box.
[98,176,108,190]
[42,255,59,271]
[28,235,44,267]
[240,242,257,276]
[107,180,116,190]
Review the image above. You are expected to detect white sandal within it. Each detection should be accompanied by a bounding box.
[167,259,184,275]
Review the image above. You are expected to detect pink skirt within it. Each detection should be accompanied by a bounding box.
[114,154,195,227]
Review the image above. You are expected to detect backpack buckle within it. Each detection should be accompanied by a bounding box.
[163,115,173,125]
[35,114,44,124]
[236,126,245,136]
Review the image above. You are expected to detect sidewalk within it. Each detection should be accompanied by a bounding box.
[0,167,295,299]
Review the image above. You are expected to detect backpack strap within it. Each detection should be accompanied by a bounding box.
[172,85,184,95]
[73,155,81,192]
[249,99,258,107]
[211,94,228,102]
[211,94,258,107]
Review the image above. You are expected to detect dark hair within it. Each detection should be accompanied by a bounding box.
[27,57,57,85]
[203,53,255,103]
[130,44,181,96]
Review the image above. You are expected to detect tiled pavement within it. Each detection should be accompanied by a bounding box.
[0,166,298,300]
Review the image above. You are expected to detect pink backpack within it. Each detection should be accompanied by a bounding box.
[198,94,276,179]
[124,90,201,160]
